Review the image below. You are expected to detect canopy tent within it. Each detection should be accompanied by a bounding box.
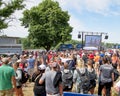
[83,46,98,50]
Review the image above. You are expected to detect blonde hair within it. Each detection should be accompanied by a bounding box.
[76,58,85,68]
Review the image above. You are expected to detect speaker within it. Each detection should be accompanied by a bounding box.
[105,35,108,39]
[78,34,81,38]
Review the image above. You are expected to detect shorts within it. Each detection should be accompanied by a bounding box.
[0,89,13,96]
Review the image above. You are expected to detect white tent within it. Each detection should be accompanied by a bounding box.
[83,46,98,50]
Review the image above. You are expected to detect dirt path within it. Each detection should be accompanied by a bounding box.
[22,82,34,96]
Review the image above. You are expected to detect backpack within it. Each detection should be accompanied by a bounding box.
[66,60,75,70]
[77,68,90,91]
[62,70,73,90]
[114,69,119,81]
[53,71,62,88]
[88,69,97,80]
[18,69,30,84]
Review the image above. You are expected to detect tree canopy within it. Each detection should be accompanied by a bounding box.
[21,0,72,51]
[0,0,24,30]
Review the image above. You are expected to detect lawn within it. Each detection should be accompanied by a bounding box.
[21,81,119,96]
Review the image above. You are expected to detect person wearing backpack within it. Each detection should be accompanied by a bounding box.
[87,59,97,94]
[62,61,73,92]
[13,62,24,96]
[73,58,90,94]
[39,62,63,96]
[32,64,46,96]
[98,57,114,96]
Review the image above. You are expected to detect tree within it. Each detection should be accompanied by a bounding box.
[21,38,31,49]
[21,0,72,51]
[0,0,24,30]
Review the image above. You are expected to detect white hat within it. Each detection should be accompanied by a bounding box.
[17,59,21,63]
[29,55,33,57]
[38,64,46,70]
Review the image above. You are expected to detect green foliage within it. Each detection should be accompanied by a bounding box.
[21,0,72,51]
[21,37,32,49]
[0,0,25,29]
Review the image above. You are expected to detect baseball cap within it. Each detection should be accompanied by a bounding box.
[38,64,46,70]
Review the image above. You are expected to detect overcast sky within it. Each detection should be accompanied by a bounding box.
[2,0,120,43]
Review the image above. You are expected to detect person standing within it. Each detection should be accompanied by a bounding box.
[39,62,63,96]
[0,57,16,96]
[13,62,24,96]
[27,55,35,82]
[87,59,97,94]
[32,64,46,96]
[98,57,114,96]
[73,58,90,94]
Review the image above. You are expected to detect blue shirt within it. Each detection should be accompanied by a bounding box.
[28,58,35,69]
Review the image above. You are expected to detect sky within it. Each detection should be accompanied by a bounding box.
[2,0,120,43]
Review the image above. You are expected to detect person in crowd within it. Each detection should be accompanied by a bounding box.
[56,58,64,71]
[13,62,24,96]
[98,57,114,96]
[0,57,16,96]
[112,53,119,69]
[11,54,18,64]
[94,52,100,64]
[82,52,88,64]
[8,56,13,67]
[62,61,73,92]
[42,51,48,66]
[21,54,28,71]
[117,59,120,73]
[39,62,63,96]
[66,53,76,71]
[88,51,94,64]
[32,64,46,96]
[87,59,97,94]
[73,58,89,94]
[27,54,35,82]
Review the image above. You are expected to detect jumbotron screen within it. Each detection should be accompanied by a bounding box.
[85,35,102,47]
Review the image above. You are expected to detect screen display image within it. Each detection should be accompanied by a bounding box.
[85,35,102,47]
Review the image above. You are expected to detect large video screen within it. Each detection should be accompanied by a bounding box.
[85,35,102,47]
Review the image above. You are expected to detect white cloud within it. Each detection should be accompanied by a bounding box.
[2,0,43,37]
[57,0,120,16]
[68,16,86,40]
[113,0,120,5]
[2,0,120,43]
[85,0,110,14]
[57,0,84,14]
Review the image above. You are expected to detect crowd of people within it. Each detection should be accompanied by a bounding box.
[0,49,120,96]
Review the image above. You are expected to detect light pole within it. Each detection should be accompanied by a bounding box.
[78,31,84,49]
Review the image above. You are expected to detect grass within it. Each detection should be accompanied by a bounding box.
[20,80,119,96]
[22,82,34,96]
